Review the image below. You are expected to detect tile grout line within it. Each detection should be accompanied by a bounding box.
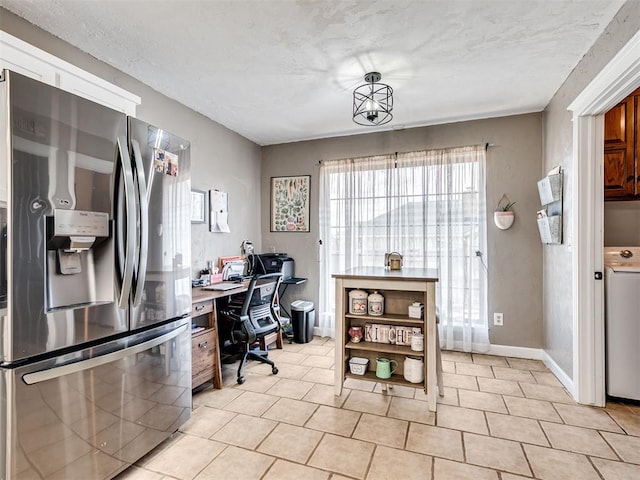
[597,428,624,463]
[517,433,536,479]
[303,430,327,469]
[536,417,553,449]
[603,407,631,436]
[256,452,277,480]
[348,409,366,439]
[361,443,378,480]
[460,426,468,464]
[429,455,436,480]
[401,417,410,451]
[586,454,608,480]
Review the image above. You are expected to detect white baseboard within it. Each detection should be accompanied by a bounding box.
[313,327,333,338]
[486,344,545,360]
[447,343,576,400]
[541,350,576,398]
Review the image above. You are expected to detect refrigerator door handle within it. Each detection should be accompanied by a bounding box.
[131,139,149,307]
[117,136,136,309]
[115,165,126,296]
[22,323,188,384]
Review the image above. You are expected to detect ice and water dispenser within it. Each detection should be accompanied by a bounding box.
[46,208,114,310]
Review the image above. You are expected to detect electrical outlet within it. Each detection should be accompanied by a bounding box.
[493,312,504,326]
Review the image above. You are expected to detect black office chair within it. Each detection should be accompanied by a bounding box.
[218,273,283,384]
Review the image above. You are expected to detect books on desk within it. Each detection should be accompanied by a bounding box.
[202,282,243,291]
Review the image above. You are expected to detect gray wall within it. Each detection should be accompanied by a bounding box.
[262,113,544,348]
[604,201,640,245]
[543,1,640,378]
[0,9,263,278]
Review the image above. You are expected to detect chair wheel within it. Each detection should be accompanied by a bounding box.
[237,376,245,384]
[272,367,279,375]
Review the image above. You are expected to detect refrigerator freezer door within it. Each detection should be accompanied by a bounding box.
[3,71,128,362]
[0,318,192,479]
[128,118,191,330]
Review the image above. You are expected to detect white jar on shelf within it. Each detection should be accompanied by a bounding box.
[408,302,423,319]
[411,333,424,351]
[404,356,424,383]
[367,291,384,316]
[348,289,368,315]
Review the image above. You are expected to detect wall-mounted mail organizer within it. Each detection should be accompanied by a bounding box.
[536,169,563,244]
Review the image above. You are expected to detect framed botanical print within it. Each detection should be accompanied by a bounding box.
[270,175,310,232]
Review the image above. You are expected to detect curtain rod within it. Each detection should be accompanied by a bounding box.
[318,143,493,164]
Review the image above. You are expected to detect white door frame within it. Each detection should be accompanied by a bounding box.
[568,30,640,406]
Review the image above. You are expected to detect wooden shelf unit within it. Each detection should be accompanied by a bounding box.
[333,267,438,411]
[345,340,424,357]
[345,312,425,326]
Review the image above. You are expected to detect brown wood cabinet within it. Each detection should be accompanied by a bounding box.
[190,296,220,390]
[191,329,217,388]
[604,86,640,200]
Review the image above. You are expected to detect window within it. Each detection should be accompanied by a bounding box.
[318,145,488,352]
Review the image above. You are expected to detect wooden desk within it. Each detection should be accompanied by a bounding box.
[191,284,247,390]
[190,281,283,390]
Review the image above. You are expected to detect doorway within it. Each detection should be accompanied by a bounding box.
[568,29,640,406]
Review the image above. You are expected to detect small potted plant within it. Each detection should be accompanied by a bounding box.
[494,196,516,230]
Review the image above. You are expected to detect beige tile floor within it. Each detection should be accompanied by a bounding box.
[116,337,640,480]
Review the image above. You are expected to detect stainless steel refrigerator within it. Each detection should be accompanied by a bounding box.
[0,70,192,479]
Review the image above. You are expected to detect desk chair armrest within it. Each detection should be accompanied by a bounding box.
[218,309,254,344]
[218,309,247,323]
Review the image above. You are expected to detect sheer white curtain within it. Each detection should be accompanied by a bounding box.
[318,145,488,352]
[317,154,394,337]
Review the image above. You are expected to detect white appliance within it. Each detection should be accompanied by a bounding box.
[604,246,640,401]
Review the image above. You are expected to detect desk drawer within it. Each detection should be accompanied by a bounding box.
[192,329,216,388]
[191,300,214,317]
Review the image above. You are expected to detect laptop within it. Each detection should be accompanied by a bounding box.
[202,282,243,291]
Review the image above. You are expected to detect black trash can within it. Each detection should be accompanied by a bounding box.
[291,300,315,343]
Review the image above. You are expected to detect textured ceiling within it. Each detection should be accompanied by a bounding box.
[0,0,626,145]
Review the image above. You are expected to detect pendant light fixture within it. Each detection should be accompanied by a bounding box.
[352,71,393,126]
